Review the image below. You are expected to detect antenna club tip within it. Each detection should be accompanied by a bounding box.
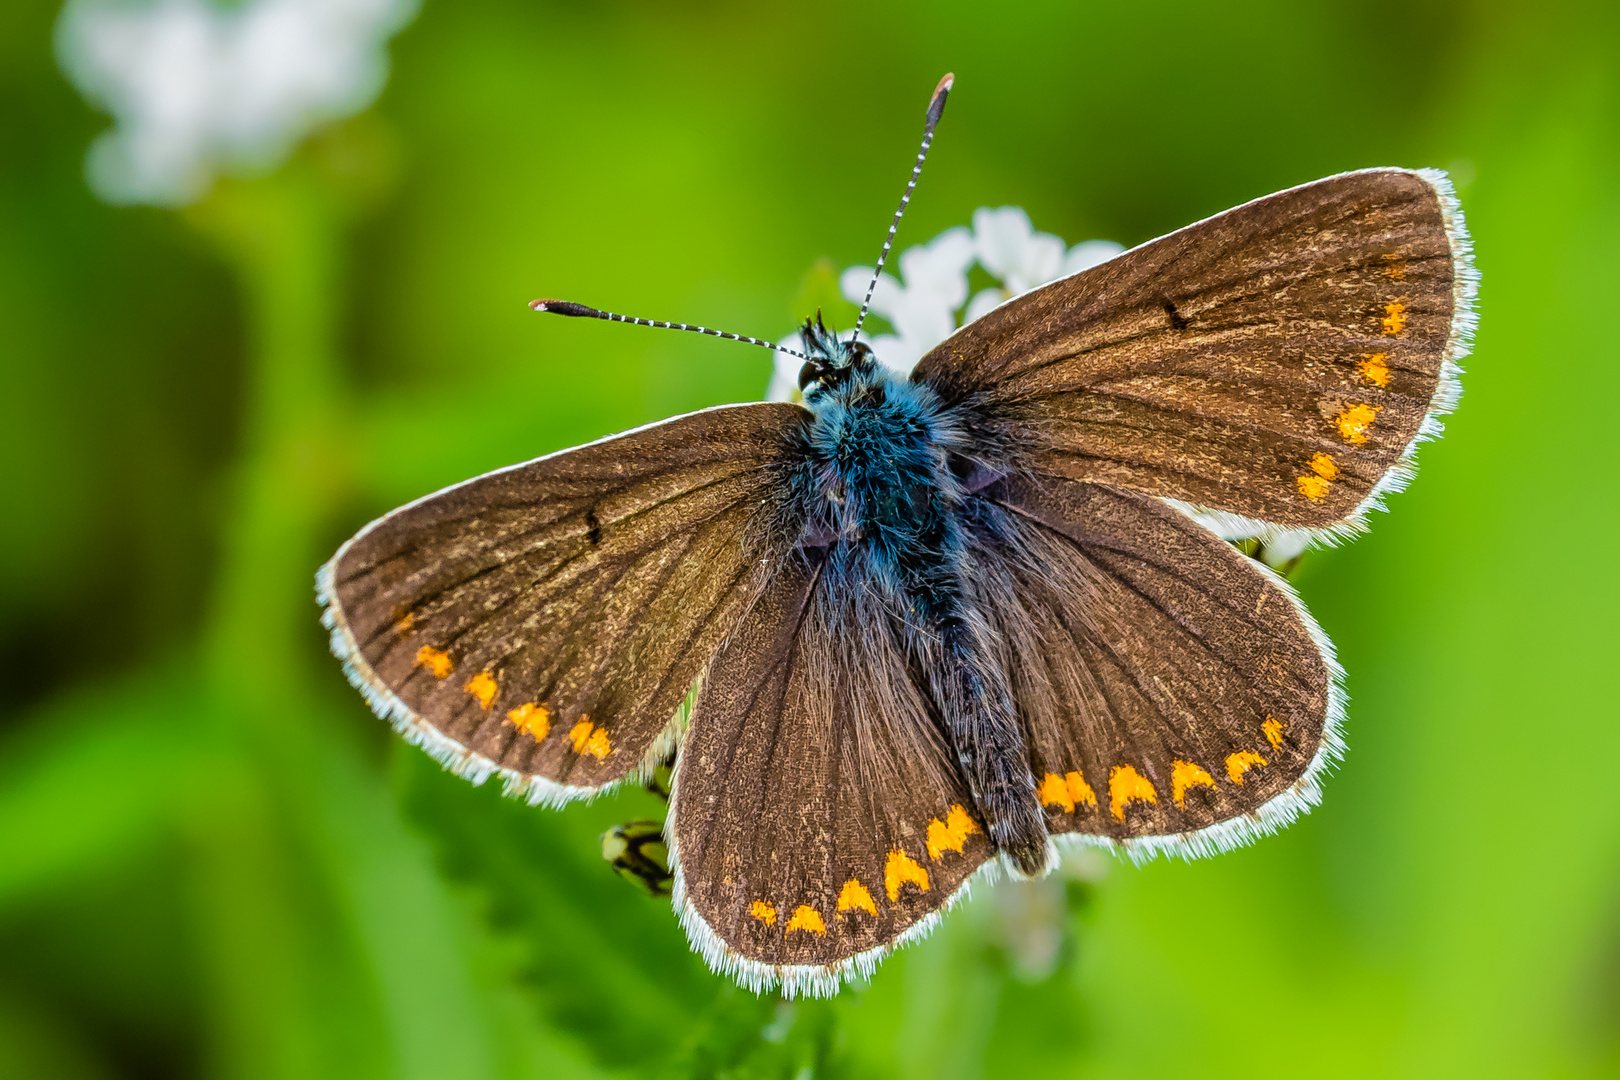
[530,299,600,318]
[926,73,954,125]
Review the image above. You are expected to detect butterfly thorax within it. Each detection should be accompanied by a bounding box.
[804,369,953,605]
[795,323,1052,876]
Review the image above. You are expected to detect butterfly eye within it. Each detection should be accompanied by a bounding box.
[798,361,823,391]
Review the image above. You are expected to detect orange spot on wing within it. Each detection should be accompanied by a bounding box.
[837,877,879,917]
[1262,716,1285,749]
[1171,760,1217,807]
[1226,751,1267,784]
[393,611,415,635]
[464,671,498,709]
[1038,772,1074,813]
[1108,765,1157,821]
[925,804,982,859]
[584,727,611,760]
[1360,353,1392,388]
[1381,300,1407,335]
[884,850,930,901]
[1039,772,1097,814]
[507,702,550,741]
[568,719,593,753]
[1297,452,1338,501]
[786,904,827,935]
[414,646,453,679]
[750,900,777,926]
[1296,475,1331,500]
[1382,253,1406,280]
[1335,403,1381,445]
[566,718,610,759]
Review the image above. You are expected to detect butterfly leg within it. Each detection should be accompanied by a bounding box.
[601,820,674,896]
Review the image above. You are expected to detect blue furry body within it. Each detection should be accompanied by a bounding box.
[790,350,1048,874]
[803,370,963,621]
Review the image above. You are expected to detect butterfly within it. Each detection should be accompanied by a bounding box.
[318,74,1476,997]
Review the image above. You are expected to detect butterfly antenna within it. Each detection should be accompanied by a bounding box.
[851,72,954,345]
[529,299,810,361]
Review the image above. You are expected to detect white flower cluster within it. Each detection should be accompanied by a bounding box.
[56,0,419,206]
[768,208,1123,402]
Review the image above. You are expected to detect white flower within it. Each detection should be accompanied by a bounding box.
[961,287,1004,327]
[839,226,974,374]
[1062,238,1125,276]
[964,212,1124,326]
[56,0,418,206]
[973,206,1066,296]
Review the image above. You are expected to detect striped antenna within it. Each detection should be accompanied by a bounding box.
[530,299,810,361]
[852,72,955,345]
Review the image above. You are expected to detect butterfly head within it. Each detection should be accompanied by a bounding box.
[796,311,876,405]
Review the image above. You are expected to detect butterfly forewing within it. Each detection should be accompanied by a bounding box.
[671,550,994,995]
[913,168,1473,533]
[319,403,807,803]
[973,477,1337,852]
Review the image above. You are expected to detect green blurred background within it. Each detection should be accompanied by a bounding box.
[2,0,1618,1076]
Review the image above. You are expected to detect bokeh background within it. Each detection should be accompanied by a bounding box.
[3,0,1618,1076]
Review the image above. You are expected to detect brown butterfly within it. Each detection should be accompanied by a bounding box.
[318,75,1476,997]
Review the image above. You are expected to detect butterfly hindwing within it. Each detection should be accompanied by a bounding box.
[913,168,1475,534]
[319,403,806,804]
[970,475,1339,854]
[670,548,995,995]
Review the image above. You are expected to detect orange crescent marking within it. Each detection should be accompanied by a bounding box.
[507,702,550,741]
[1065,771,1097,808]
[1226,751,1267,785]
[1038,772,1074,813]
[1171,760,1217,807]
[926,804,982,859]
[884,850,931,901]
[1335,403,1381,445]
[464,671,498,709]
[568,719,593,753]
[837,878,879,916]
[1109,765,1158,821]
[786,905,827,935]
[1297,452,1338,502]
[1297,475,1331,501]
[414,646,453,679]
[583,726,611,760]
[1359,353,1392,388]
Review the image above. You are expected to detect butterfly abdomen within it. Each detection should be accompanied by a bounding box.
[925,616,1050,876]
